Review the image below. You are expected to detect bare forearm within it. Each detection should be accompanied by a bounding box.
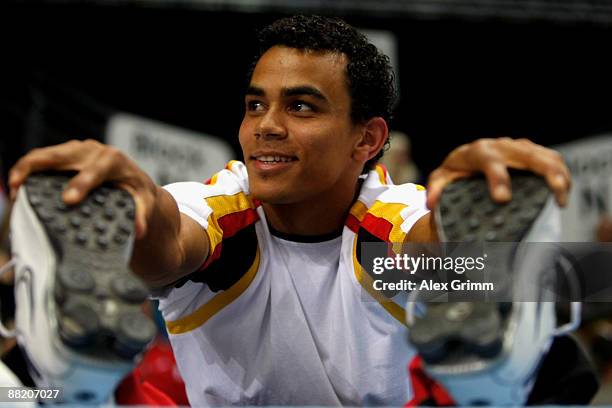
[131,187,208,288]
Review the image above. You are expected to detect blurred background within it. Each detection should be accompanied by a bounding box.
[2,0,612,404]
[3,0,612,181]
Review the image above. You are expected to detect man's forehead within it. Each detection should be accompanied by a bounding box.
[251,46,349,90]
[256,46,347,72]
[295,47,347,61]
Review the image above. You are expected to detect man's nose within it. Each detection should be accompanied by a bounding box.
[255,109,287,140]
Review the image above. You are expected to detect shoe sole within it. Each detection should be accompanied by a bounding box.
[409,171,551,365]
[24,172,156,361]
[435,170,550,242]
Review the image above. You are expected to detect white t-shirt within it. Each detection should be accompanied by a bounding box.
[160,161,429,406]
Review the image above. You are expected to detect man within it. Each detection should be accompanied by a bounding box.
[8,15,570,405]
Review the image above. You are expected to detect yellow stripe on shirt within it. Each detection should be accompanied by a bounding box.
[368,201,409,243]
[204,192,256,261]
[166,246,261,334]
[351,239,406,326]
[375,165,387,185]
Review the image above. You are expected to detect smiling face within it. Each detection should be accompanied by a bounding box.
[239,46,366,207]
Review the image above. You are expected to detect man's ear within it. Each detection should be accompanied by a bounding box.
[352,117,388,164]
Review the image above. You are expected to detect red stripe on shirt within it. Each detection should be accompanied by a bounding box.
[361,213,394,241]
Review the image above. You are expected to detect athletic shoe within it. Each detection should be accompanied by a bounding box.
[407,171,580,405]
[10,172,156,404]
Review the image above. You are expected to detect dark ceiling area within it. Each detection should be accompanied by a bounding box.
[2,2,612,180]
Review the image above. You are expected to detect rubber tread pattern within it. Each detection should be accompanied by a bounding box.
[24,172,156,360]
[409,171,551,364]
[437,171,549,242]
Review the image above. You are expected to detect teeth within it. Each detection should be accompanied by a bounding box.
[256,155,294,163]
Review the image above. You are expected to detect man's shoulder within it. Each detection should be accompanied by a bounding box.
[344,166,430,241]
[378,182,426,202]
[359,165,427,208]
[163,161,250,199]
[203,160,250,193]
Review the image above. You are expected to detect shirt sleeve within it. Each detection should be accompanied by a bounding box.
[163,181,214,230]
[163,162,259,276]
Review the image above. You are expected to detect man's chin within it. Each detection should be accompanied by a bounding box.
[250,185,294,205]
[252,192,291,205]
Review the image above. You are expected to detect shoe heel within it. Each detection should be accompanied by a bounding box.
[409,302,503,364]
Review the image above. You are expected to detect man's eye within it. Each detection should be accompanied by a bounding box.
[290,101,314,113]
[247,100,265,112]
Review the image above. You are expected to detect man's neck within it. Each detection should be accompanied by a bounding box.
[262,179,362,237]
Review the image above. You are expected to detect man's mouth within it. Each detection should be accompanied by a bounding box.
[253,155,298,164]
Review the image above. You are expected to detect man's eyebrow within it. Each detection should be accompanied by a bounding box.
[245,85,328,102]
[245,85,265,96]
[282,86,327,101]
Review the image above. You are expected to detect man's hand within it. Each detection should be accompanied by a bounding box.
[9,139,157,239]
[8,139,210,287]
[426,138,571,210]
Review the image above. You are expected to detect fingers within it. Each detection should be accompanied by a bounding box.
[429,138,572,210]
[481,161,512,203]
[426,163,511,209]
[429,140,513,207]
[9,142,77,199]
[425,169,448,210]
[132,193,150,240]
[118,182,156,240]
[118,183,148,239]
[8,140,96,200]
[63,147,155,239]
[426,168,471,209]
[61,146,122,204]
[62,170,101,204]
[541,150,571,207]
[450,139,512,203]
[494,139,571,206]
[8,140,157,241]
[544,171,570,207]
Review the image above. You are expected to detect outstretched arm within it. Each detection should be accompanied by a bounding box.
[408,137,571,242]
[9,139,209,288]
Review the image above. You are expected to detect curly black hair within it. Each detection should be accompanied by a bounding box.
[248,15,397,172]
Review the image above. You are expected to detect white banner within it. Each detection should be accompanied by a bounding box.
[555,135,612,241]
[106,113,234,186]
